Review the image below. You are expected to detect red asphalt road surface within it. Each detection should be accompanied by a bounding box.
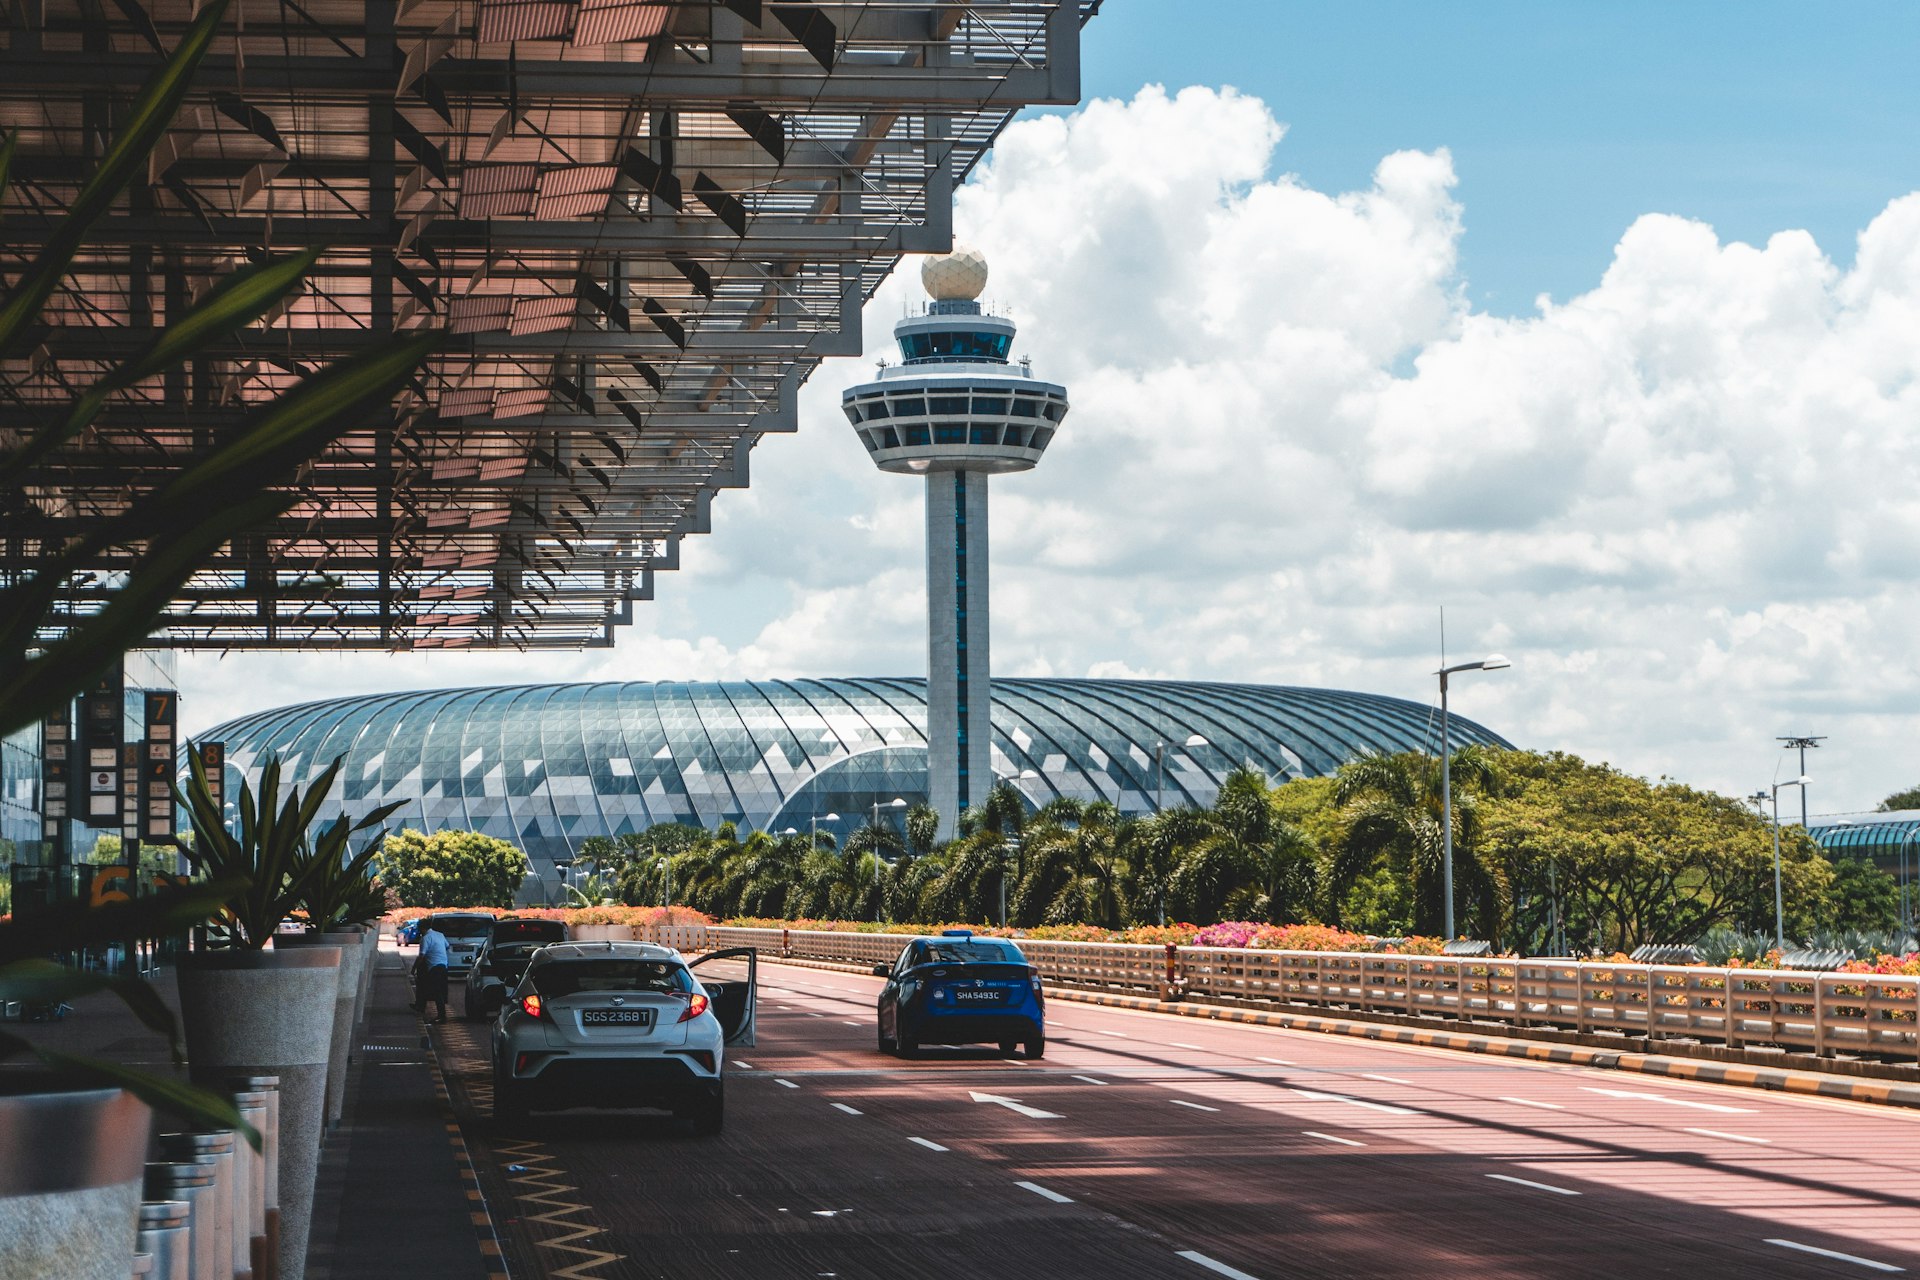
[441,960,1920,1280]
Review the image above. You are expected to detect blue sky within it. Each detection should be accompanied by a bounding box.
[1078,1,1920,313]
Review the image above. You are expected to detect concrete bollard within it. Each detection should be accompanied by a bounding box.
[230,1084,274,1280]
[230,1077,280,1280]
[158,1133,235,1280]
[142,1164,216,1280]
[136,1200,192,1280]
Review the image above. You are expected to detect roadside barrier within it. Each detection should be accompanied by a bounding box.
[652,925,1920,1069]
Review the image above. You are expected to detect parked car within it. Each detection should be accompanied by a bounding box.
[415,912,496,977]
[874,930,1045,1059]
[463,918,569,1020]
[490,941,757,1133]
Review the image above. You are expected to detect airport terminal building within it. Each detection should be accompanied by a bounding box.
[203,678,1510,876]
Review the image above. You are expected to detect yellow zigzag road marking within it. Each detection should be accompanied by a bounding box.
[495,1140,624,1278]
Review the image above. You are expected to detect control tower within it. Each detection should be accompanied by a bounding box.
[842,249,1070,837]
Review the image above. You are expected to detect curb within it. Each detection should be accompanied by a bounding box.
[762,954,1920,1112]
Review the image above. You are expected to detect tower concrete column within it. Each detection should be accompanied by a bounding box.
[925,469,993,831]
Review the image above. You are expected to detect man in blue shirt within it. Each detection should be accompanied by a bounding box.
[412,919,451,1023]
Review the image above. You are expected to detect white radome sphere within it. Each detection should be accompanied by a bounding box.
[921,246,989,301]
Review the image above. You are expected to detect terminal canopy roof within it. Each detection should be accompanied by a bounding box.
[1,0,1093,649]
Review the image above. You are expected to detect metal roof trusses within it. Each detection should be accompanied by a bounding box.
[1,0,1091,649]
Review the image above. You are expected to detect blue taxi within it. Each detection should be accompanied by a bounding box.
[873,931,1045,1059]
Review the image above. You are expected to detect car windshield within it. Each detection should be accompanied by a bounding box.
[432,917,493,938]
[916,941,1020,965]
[531,960,694,997]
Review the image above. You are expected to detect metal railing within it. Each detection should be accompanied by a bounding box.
[657,926,1920,1069]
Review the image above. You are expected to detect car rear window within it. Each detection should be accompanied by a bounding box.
[432,917,493,938]
[917,941,1021,965]
[531,960,694,997]
[491,920,565,944]
[487,943,545,963]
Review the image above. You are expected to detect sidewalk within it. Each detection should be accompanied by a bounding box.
[1,938,497,1278]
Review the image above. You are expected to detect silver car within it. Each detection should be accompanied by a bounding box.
[490,942,757,1134]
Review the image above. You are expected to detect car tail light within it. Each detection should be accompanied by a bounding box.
[677,992,711,1023]
[520,993,545,1020]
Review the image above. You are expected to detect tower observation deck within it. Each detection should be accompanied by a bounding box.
[842,249,1069,835]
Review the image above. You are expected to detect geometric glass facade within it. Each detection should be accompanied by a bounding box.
[204,678,1511,879]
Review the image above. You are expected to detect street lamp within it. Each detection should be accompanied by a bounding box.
[1438,655,1509,940]
[1152,734,1208,814]
[551,858,574,906]
[810,811,840,854]
[1768,776,1811,949]
[872,797,905,922]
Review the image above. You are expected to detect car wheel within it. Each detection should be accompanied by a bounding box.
[691,1086,724,1136]
[998,1040,1018,1056]
[1023,1036,1045,1060]
[878,1027,896,1054]
[896,1035,917,1059]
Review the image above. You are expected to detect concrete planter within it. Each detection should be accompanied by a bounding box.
[354,927,377,1028]
[273,933,362,1128]
[177,947,339,1280]
[0,1082,151,1280]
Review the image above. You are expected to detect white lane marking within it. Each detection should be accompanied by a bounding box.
[1291,1088,1418,1116]
[970,1090,1064,1120]
[908,1137,949,1152]
[1177,1249,1265,1280]
[830,1103,863,1116]
[1255,1056,1295,1066]
[732,1060,754,1070]
[1099,1029,1130,1038]
[808,1012,827,1018]
[1499,1096,1562,1110]
[1301,1131,1364,1147]
[1170,1042,1206,1051]
[1685,1127,1771,1145]
[843,1021,862,1027]
[1766,1240,1904,1272]
[1015,1180,1074,1204]
[776,1078,800,1089]
[1582,1086,1753,1114]
[1485,1173,1580,1197]
[1170,1099,1221,1112]
[1072,1075,1109,1086]
[1361,1074,1411,1085]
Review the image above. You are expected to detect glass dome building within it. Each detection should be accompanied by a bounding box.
[203,679,1511,878]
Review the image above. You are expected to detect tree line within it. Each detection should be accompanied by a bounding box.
[567,747,1904,954]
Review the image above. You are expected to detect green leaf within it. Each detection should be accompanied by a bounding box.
[0,248,324,490]
[0,1034,262,1152]
[0,0,232,356]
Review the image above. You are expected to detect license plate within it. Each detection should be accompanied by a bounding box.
[581,1008,653,1026]
[952,990,1004,1003]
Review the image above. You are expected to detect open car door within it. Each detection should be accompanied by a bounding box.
[688,947,757,1047]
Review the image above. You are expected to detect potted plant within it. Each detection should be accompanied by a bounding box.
[284,814,401,1126]
[175,750,390,1280]
[0,886,257,1279]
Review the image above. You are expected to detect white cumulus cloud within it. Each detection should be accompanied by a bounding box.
[183,85,1920,813]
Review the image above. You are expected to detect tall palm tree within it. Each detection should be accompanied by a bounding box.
[1012,800,1133,928]
[1329,747,1502,937]
[1134,807,1212,925]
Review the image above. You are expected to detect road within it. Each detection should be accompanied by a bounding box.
[431,960,1920,1279]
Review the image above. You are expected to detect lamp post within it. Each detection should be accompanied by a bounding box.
[1151,734,1208,815]
[810,811,840,854]
[872,797,905,922]
[1438,655,1509,940]
[552,858,574,906]
[1775,736,1823,827]
[1768,776,1811,950]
